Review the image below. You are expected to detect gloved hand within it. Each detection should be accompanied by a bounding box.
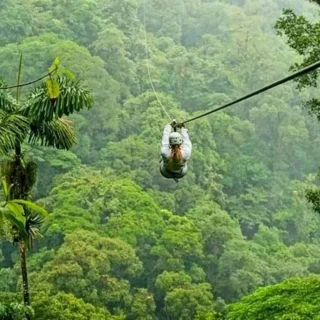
[176,122,185,129]
[171,119,177,128]
[170,120,185,129]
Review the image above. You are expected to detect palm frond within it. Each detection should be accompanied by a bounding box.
[0,81,17,112]
[25,214,44,248]
[0,111,29,154]
[1,199,48,248]
[28,118,76,149]
[11,199,48,218]
[24,77,93,122]
[1,205,28,242]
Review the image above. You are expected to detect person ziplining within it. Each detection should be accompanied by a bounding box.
[156,60,320,182]
[142,0,320,182]
[160,121,192,182]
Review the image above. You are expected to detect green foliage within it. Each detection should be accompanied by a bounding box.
[151,215,204,274]
[155,271,192,296]
[0,197,48,247]
[1,0,320,319]
[32,292,123,320]
[25,77,92,122]
[0,42,93,312]
[274,0,320,229]
[164,283,215,320]
[0,302,34,320]
[12,200,48,218]
[1,159,39,202]
[306,187,320,214]
[275,9,320,90]
[275,6,320,117]
[129,289,156,320]
[0,112,29,155]
[29,118,76,149]
[37,230,143,313]
[228,276,320,320]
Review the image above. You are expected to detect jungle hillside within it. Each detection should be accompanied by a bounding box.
[1,0,320,319]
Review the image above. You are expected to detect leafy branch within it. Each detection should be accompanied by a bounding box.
[0,69,58,90]
[0,57,75,101]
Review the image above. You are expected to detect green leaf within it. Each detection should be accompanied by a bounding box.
[11,199,49,218]
[3,206,27,236]
[0,111,29,154]
[1,178,8,199]
[28,118,76,150]
[0,208,4,224]
[46,79,60,99]
[61,68,75,80]
[54,57,60,68]
[7,202,24,217]
[24,77,93,122]
[49,57,60,73]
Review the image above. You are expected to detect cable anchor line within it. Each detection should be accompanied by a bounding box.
[142,0,173,122]
[178,60,320,126]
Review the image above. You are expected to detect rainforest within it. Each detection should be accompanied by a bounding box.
[1,0,320,319]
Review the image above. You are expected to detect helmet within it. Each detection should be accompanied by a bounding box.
[169,132,182,146]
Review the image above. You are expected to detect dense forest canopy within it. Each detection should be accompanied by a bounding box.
[1,0,320,319]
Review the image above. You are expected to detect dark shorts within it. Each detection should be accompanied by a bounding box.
[160,161,187,179]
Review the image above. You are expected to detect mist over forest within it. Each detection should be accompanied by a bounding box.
[1,0,320,319]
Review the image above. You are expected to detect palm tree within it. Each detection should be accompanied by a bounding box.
[0,61,93,317]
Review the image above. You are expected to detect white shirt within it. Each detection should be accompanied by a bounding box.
[160,125,192,172]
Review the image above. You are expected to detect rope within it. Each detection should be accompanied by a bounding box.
[178,60,320,126]
[0,68,58,90]
[143,0,172,122]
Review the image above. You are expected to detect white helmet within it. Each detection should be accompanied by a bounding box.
[169,132,182,146]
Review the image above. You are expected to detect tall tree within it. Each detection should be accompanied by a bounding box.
[275,5,320,119]
[0,57,92,315]
[275,2,320,215]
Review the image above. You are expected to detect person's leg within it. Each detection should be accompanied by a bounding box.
[160,161,174,179]
[160,161,188,180]
[180,165,188,177]
[174,165,187,179]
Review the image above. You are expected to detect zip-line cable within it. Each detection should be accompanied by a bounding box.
[178,60,320,126]
[142,0,173,122]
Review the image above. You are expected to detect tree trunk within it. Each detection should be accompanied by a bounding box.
[19,240,31,320]
[13,143,31,319]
